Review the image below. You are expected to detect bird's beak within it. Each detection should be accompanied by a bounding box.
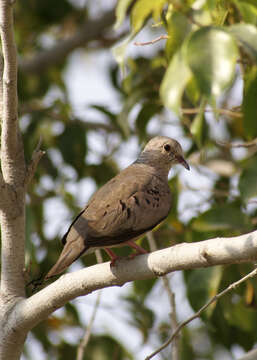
[176,155,190,170]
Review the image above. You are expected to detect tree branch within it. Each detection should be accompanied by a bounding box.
[0,51,4,190]
[0,0,26,298]
[0,51,3,121]
[182,107,242,119]
[218,138,257,149]
[15,230,257,331]
[0,0,19,166]
[25,138,45,187]
[19,9,115,74]
[134,35,169,46]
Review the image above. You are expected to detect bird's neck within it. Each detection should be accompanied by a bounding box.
[135,151,171,178]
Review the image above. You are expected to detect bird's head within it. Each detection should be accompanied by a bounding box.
[137,136,190,175]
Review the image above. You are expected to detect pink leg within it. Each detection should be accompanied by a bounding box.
[126,240,148,258]
[104,248,120,266]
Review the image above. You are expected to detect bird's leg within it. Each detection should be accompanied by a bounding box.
[126,240,148,259]
[104,248,121,266]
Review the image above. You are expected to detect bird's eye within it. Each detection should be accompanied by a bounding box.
[164,144,171,152]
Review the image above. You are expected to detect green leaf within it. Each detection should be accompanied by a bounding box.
[229,24,257,62]
[239,155,257,201]
[233,0,257,25]
[243,66,257,138]
[115,0,134,29]
[209,0,229,26]
[186,27,238,98]
[192,204,250,231]
[131,0,166,33]
[165,11,191,60]
[160,48,192,115]
[190,100,208,148]
[224,300,257,332]
[81,334,133,360]
[112,34,134,75]
[185,75,201,104]
[238,0,257,8]
[185,266,223,317]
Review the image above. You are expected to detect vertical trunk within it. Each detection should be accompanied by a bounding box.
[0,303,27,360]
[0,202,26,298]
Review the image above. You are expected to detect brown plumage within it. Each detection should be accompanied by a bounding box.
[45,136,189,279]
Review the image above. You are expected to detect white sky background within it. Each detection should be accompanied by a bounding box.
[25,1,249,359]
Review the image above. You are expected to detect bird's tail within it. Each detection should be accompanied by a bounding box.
[45,239,88,280]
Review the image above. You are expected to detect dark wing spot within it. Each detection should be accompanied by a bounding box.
[127,208,131,219]
[103,211,107,217]
[119,200,126,211]
[147,188,160,195]
[145,198,150,204]
[133,195,140,206]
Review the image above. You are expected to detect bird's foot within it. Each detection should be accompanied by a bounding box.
[126,240,148,255]
[104,248,121,267]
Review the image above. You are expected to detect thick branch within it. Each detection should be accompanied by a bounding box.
[0,0,26,298]
[0,0,16,153]
[14,230,257,331]
[0,0,22,170]
[19,9,115,74]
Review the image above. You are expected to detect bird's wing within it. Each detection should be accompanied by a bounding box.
[63,164,172,249]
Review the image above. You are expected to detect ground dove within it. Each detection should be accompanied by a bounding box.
[45,136,189,279]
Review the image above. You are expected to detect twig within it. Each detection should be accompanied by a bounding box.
[147,232,179,360]
[145,267,257,360]
[182,107,242,119]
[134,35,169,46]
[217,138,257,149]
[76,250,103,360]
[25,137,45,186]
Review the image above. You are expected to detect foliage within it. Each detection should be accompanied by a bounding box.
[12,0,257,358]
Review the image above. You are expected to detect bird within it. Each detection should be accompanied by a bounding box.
[45,136,189,280]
